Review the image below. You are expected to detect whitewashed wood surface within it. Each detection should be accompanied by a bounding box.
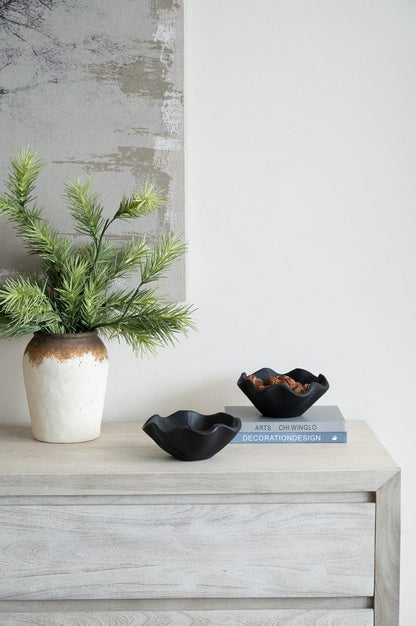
[0,503,375,600]
[375,472,401,625]
[0,421,399,495]
[0,608,374,625]
[0,420,399,624]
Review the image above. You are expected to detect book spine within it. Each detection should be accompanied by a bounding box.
[238,421,346,433]
[231,431,347,444]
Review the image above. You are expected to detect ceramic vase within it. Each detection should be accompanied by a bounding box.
[23,331,109,443]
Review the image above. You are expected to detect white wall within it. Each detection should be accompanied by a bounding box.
[0,0,414,622]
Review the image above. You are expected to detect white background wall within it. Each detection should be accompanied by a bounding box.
[0,0,414,622]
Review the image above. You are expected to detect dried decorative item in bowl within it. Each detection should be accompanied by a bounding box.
[237,368,329,418]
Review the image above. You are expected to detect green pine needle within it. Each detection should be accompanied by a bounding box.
[112,236,148,279]
[6,146,42,207]
[0,277,64,335]
[141,232,187,285]
[115,183,165,220]
[0,147,195,352]
[65,176,105,240]
[99,302,195,357]
[53,256,91,331]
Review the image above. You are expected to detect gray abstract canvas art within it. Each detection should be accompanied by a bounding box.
[0,0,185,300]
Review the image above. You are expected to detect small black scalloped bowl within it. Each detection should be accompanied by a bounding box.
[237,367,329,418]
[142,411,242,461]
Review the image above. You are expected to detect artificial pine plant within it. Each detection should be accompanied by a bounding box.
[0,148,194,354]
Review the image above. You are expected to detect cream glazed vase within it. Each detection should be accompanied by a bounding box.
[23,331,109,443]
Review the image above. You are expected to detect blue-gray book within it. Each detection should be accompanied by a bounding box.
[225,405,346,433]
[230,431,347,444]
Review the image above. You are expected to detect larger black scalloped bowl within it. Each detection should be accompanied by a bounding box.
[237,368,329,418]
[142,411,241,461]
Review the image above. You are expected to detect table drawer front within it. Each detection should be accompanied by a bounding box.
[0,503,375,600]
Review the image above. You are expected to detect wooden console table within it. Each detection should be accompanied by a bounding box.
[0,421,400,625]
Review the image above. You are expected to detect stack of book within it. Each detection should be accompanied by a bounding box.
[225,405,347,444]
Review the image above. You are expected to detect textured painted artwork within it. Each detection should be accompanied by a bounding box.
[0,0,185,300]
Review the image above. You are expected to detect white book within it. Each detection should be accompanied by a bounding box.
[225,405,346,433]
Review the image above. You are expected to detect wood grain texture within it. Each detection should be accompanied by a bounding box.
[0,421,399,496]
[374,471,401,625]
[0,609,374,625]
[0,420,399,624]
[0,503,375,600]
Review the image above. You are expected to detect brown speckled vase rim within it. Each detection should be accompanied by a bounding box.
[34,330,99,339]
[26,329,107,365]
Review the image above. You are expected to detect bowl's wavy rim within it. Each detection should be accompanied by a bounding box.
[237,368,329,397]
[142,411,241,436]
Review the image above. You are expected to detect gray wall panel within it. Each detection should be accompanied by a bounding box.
[0,0,184,299]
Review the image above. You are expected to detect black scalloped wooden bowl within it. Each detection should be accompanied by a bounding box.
[237,367,329,418]
[142,411,241,461]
